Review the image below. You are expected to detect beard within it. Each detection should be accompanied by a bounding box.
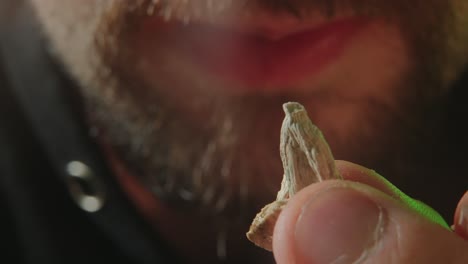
[36,0,468,242]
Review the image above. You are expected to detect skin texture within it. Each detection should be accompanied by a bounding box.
[29,0,468,263]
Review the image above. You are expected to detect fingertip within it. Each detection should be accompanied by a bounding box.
[272,179,463,264]
[273,182,386,264]
[454,191,468,240]
[272,202,296,264]
[272,182,327,263]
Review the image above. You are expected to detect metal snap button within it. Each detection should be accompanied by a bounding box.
[65,161,106,212]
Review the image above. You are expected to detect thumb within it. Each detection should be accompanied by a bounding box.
[273,164,468,264]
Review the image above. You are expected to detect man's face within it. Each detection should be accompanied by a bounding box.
[30,0,468,260]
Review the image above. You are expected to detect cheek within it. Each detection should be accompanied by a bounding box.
[30,0,120,95]
[317,21,411,103]
[299,21,411,143]
[31,0,91,19]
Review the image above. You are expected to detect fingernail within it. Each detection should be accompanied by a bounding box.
[295,188,385,264]
[456,203,468,239]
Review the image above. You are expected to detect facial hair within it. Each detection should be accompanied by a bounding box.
[76,0,468,224]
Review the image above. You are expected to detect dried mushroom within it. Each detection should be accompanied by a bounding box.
[246,102,342,251]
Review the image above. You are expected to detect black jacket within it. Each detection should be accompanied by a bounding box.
[0,2,173,263]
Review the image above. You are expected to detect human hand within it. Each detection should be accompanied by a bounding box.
[273,161,468,264]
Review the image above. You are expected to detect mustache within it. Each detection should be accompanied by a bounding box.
[123,0,447,23]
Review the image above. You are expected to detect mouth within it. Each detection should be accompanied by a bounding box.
[137,15,369,94]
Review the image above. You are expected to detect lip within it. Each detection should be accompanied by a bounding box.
[151,18,368,93]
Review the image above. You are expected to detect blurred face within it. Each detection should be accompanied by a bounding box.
[31,0,468,262]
